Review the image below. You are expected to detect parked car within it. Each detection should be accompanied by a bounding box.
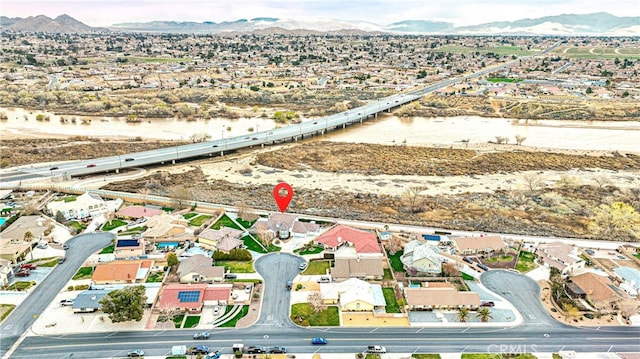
[58,257,66,264]
[20,263,37,270]
[127,350,144,357]
[15,269,30,277]
[366,345,386,353]
[63,243,69,250]
[193,331,210,340]
[311,337,327,345]
[60,299,74,306]
[299,262,307,270]
[317,276,330,283]
[187,346,209,355]
[205,351,221,359]
[224,273,237,279]
[286,280,292,290]
[246,346,266,354]
[244,284,252,293]
[269,346,287,354]
[213,306,220,315]
[481,301,495,307]
[36,243,48,249]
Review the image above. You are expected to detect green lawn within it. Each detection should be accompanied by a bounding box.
[487,77,522,83]
[211,214,242,230]
[72,266,94,280]
[184,315,200,328]
[296,245,324,255]
[0,304,16,322]
[462,272,475,281]
[68,221,86,232]
[302,260,330,275]
[117,226,146,236]
[183,212,198,220]
[236,217,257,229]
[461,354,537,359]
[173,315,184,328]
[485,255,514,263]
[634,253,640,260]
[242,235,267,253]
[215,261,255,273]
[387,249,405,272]
[383,287,401,313]
[146,271,165,283]
[515,251,538,273]
[219,305,249,327]
[99,244,115,254]
[7,281,35,291]
[101,219,127,231]
[290,303,340,326]
[412,355,441,359]
[189,214,213,227]
[383,268,394,280]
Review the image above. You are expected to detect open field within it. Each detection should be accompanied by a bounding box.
[555,46,640,59]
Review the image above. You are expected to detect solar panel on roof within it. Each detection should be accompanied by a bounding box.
[178,290,201,303]
[116,239,140,247]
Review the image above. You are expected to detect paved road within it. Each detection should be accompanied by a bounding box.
[253,253,305,328]
[0,232,115,358]
[8,265,640,358]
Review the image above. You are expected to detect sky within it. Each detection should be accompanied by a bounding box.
[2,0,639,27]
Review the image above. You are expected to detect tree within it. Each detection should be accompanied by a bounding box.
[523,173,544,193]
[476,307,493,322]
[401,186,426,214]
[99,286,147,323]
[562,303,580,320]
[442,262,461,277]
[166,252,179,269]
[55,210,66,223]
[514,135,527,145]
[307,292,326,313]
[586,87,593,94]
[169,187,193,210]
[589,201,640,241]
[457,307,470,322]
[104,211,115,226]
[23,231,34,242]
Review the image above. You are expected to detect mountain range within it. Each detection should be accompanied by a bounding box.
[1,13,639,36]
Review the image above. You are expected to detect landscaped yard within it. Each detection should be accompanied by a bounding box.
[7,281,35,291]
[296,245,324,255]
[383,268,394,280]
[634,253,640,260]
[412,355,441,359]
[215,260,255,273]
[486,255,514,263]
[146,271,165,283]
[68,221,86,232]
[515,251,538,273]
[184,315,200,328]
[461,354,537,359]
[387,249,405,272]
[211,214,242,230]
[291,303,340,326]
[35,257,60,267]
[183,212,198,220]
[235,217,257,229]
[189,214,213,227]
[242,235,267,253]
[0,304,16,322]
[383,287,401,313]
[219,305,249,327]
[302,260,330,275]
[173,314,184,328]
[118,226,146,236]
[72,266,94,280]
[101,219,127,231]
[99,244,115,254]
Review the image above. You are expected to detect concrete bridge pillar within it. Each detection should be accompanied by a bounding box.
[220,151,224,156]
[172,160,176,164]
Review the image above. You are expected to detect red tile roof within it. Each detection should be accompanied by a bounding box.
[315,225,381,254]
[203,284,232,301]
[157,283,207,310]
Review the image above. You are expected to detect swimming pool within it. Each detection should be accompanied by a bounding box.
[0,217,6,226]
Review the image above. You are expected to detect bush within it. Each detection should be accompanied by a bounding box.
[74,284,90,291]
[67,285,74,291]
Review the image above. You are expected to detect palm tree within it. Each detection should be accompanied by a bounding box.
[457,307,470,322]
[23,231,34,242]
[477,307,493,322]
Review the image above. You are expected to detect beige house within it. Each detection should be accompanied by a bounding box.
[404,284,481,310]
[451,235,506,255]
[331,257,384,281]
[0,215,51,262]
[320,278,386,312]
[400,240,447,275]
[142,213,190,243]
[114,238,145,259]
[567,272,627,311]
[177,254,225,283]
[197,227,243,251]
[46,192,122,220]
[536,241,585,276]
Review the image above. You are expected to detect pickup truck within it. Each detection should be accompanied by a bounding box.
[366,345,387,353]
[187,345,209,355]
[246,346,267,354]
[20,263,37,270]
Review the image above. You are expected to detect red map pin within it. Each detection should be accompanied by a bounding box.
[273,182,293,213]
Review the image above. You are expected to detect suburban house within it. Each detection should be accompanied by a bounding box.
[400,240,448,275]
[320,278,386,312]
[331,257,384,281]
[450,235,507,255]
[612,267,640,295]
[91,260,153,284]
[176,254,225,283]
[114,238,145,259]
[566,272,628,311]
[536,241,585,276]
[404,282,481,310]
[0,215,53,262]
[155,283,233,314]
[196,227,243,251]
[46,192,122,220]
[0,258,13,288]
[253,213,321,240]
[142,213,191,244]
[315,225,382,257]
[115,205,163,220]
[72,289,111,313]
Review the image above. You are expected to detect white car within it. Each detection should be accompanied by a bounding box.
[299,262,307,270]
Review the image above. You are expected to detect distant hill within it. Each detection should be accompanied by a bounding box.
[110,12,639,36]
[1,14,108,33]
